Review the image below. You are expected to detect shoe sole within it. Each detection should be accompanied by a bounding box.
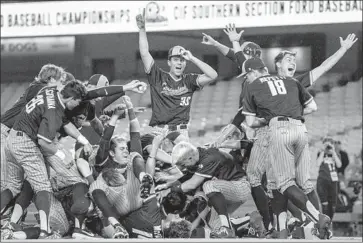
[72,233,100,240]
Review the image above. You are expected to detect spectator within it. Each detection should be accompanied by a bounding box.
[335,140,350,176]
[316,137,342,220]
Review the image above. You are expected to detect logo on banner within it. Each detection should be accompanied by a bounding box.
[145,1,168,26]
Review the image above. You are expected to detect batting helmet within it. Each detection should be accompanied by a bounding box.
[241,41,262,58]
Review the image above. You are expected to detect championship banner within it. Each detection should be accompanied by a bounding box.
[1,1,362,38]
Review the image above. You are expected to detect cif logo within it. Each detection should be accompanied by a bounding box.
[145,1,168,23]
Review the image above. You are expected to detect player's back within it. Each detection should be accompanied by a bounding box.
[13,87,63,141]
[248,75,307,122]
[1,81,47,128]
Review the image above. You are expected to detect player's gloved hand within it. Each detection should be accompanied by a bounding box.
[223,23,244,43]
[136,8,146,29]
[181,50,194,61]
[201,33,217,46]
[113,224,129,239]
[340,33,358,51]
[121,96,133,109]
[113,104,127,117]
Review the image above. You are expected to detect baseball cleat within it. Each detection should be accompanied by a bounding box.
[113,224,129,239]
[72,227,100,239]
[316,213,332,239]
[210,226,236,238]
[140,173,154,199]
[38,230,62,239]
[1,228,14,240]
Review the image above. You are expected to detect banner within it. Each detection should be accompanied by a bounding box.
[1,1,362,37]
[1,36,75,56]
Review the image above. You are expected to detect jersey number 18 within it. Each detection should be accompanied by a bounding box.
[267,80,287,96]
[26,95,44,114]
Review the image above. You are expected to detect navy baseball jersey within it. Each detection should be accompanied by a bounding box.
[146,62,201,126]
[1,81,47,128]
[242,75,313,122]
[12,87,65,143]
[195,147,246,181]
[295,71,313,88]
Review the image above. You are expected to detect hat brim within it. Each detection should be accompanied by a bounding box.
[237,72,248,78]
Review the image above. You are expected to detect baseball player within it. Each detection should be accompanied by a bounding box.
[155,141,252,238]
[136,9,218,138]
[241,57,331,239]
[0,81,87,239]
[89,96,163,238]
[0,64,68,191]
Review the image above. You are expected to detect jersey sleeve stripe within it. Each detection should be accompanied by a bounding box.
[37,134,52,143]
[145,60,154,74]
[241,111,256,116]
[304,97,314,106]
[195,172,212,178]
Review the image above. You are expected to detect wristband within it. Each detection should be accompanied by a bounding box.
[77,135,90,146]
[55,150,66,160]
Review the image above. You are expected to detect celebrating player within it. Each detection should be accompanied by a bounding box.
[136,9,218,138]
[241,57,331,239]
[0,81,87,239]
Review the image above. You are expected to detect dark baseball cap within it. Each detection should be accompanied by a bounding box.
[168,45,186,59]
[274,50,297,64]
[240,57,267,77]
[88,74,109,87]
[65,72,75,82]
[166,131,181,142]
[241,41,262,57]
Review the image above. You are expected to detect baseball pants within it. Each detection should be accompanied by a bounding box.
[151,126,189,141]
[45,148,87,191]
[1,123,10,191]
[202,177,251,205]
[5,129,52,196]
[121,196,162,238]
[268,117,314,194]
[246,126,269,188]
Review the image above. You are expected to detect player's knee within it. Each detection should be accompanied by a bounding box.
[76,158,92,178]
[300,181,314,195]
[50,214,69,236]
[202,181,217,194]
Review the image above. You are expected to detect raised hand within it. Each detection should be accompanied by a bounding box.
[136,8,146,29]
[201,33,217,46]
[340,33,358,51]
[223,23,244,43]
[121,96,133,109]
[181,50,194,61]
[124,80,147,94]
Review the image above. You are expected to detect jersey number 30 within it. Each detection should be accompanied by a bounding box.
[267,80,287,96]
[26,95,44,114]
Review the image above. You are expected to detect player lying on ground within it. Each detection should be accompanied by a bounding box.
[155,141,253,238]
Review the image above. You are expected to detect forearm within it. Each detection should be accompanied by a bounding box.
[63,122,90,145]
[303,106,316,115]
[219,140,241,149]
[215,124,237,145]
[155,149,172,164]
[311,47,347,82]
[38,139,65,160]
[333,153,342,168]
[85,86,124,100]
[247,116,267,128]
[214,41,230,56]
[90,117,104,136]
[146,146,158,176]
[128,108,140,133]
[95,125,115,164]
[190,56,218,79]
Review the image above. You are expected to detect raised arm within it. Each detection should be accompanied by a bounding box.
[182,50,218,87]
[310,33,358,83]
[223,23,246,69]
[137,9,154,73]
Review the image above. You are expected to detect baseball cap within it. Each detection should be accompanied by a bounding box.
[241,41,262,57]
[240,57,267,77]
[168,45,186,59]
[166,131,181,143]
[274,50,297,64]
[88,74,109,87]
[65,72,75,82]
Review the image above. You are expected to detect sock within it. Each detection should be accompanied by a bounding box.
[207,192,231,228]
[328,206,336,220]
[12,180,34,223]
[1,189,14,214]
[287,200,304,221]
[307,190,321,212]
[34,191,51,233]
[283,186,319,222]
[271,190,288,231]
[251,186,271,230]
[10,204,23,224]
[86,175,95,184]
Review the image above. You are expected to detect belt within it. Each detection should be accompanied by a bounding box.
[270,116,304,125]
[9,129,25,137]
[157,124,188,131]
[277,117,289,121]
